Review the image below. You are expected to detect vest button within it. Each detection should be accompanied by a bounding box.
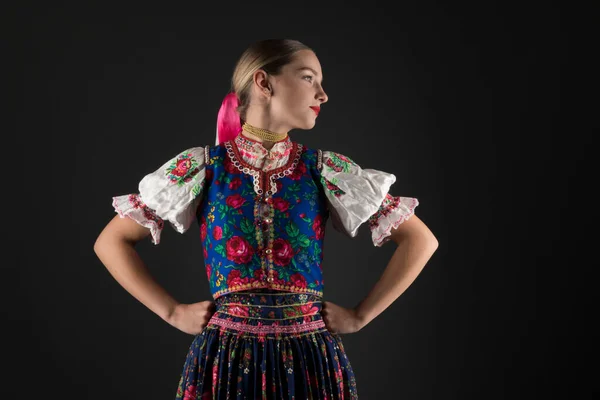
[264,218,272,224]
[265,249,272,254]
[267,276,274,283]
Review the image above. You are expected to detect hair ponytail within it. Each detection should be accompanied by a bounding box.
[215,92,242,145]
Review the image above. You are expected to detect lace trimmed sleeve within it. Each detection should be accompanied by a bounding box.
[111,146,209,244]
[318,150,419,247]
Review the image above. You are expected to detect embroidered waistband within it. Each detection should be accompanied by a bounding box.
[207,289,326,335]
[209,317,326,335]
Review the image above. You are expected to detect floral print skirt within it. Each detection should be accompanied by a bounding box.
[175,289,359,399]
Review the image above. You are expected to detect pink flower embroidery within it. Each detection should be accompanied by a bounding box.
[183,384,197,400]
[300,302,319,322]
[212,364,218,395]
[205,168,213,181]
[226,236,254,264]
[290,273,307,289]
[226,270,250,287]
[312,214,325,240]
[225,194,246,209]
[166,153,200,185]
[200,221,207,241]
[272,238,293,266]
[272,197,290,212]
[213,225,222,240]
[289,160,307,180]
[223,156,239,174]
[229,177,242,190]
[228,305,249,317]
[173,158,192,177]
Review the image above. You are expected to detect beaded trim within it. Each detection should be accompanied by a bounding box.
[253,194,274,280]
[212,285,323,300]
[208,316,326,334]
[225,141,263,195]
[317,149,323,171]
[224,140,304,197]
[266,145,303,196]
[204,145,210,165]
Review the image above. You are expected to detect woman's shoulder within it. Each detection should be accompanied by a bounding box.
[167,143,223,167]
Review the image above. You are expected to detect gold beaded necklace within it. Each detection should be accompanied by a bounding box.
[242,122,288,142]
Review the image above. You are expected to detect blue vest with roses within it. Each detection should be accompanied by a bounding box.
[197,139,330,300]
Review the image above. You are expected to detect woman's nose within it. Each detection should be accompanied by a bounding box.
[317,87,328,104]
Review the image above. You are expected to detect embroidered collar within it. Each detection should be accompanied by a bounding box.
[233,131,294,164]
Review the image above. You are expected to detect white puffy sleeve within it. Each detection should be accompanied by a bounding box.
[111,146,208,245]
[318,150,419,247]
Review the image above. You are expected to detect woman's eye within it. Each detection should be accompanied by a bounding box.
[303,75,313,82]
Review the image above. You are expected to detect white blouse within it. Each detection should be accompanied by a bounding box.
[319,150,419,247]
[112,146,207,245]
[112,132,419,246]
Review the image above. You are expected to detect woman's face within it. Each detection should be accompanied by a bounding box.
[266,49,329,131]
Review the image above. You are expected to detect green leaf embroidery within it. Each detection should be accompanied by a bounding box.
[278,268,291,281]
[214,244,226,258]
[191,178,205,198]
[313,242,322,257]
[285,221,300,237]
[240,218,255,236]
[165,152,200,186]
[297,234,310,248]
[222,223,232,240]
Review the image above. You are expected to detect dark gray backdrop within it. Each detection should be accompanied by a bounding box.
[9,3,591,399]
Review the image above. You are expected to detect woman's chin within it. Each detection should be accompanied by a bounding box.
[301,118,317,130]
[288,117,317,131]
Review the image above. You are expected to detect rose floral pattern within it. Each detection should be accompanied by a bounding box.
[198,139,329,300]
[166,151,202,186]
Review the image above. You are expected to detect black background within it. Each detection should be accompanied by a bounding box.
[8,2,594,399]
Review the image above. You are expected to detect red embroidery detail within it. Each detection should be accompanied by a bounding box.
[208,316,325,334]
[127,194,164,230]
[226,139,304,196]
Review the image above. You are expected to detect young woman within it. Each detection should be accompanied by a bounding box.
[94,39,438,399]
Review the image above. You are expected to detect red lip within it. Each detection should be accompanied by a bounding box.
[309,106,320,115]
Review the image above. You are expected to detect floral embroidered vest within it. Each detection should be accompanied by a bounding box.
[197,140,329,300]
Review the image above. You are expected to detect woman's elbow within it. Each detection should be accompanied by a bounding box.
[94,215,151,252]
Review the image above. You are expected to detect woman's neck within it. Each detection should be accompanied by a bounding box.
[240,119,288,150]
[242,108,289,150]
[240,130,278,150]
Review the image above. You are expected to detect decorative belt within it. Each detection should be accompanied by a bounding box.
[207,289,327,336]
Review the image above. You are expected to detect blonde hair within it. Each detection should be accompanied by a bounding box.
[231,39,312,121]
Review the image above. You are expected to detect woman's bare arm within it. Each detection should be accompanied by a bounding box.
[353,214,439,328]
[93,215,181,324]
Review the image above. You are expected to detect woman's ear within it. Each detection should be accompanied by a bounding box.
[253,69,271,97]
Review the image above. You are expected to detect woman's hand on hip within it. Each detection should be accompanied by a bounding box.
[168,301,216,335]
[321,301,363,335]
